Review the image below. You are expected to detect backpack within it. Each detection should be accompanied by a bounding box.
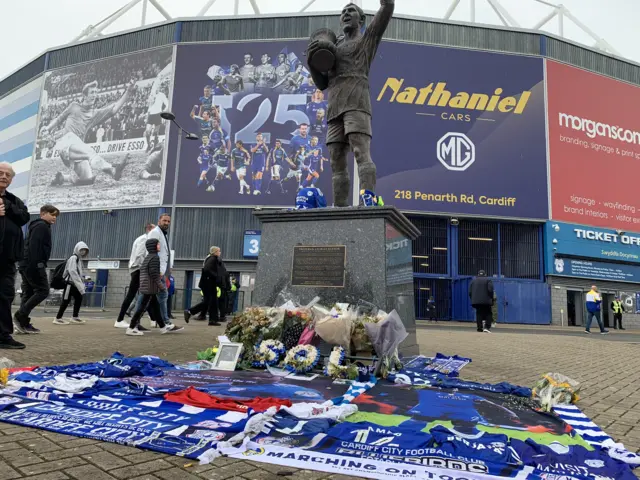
[50,254,77,290]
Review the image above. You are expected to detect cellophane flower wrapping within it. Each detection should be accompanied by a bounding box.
[281,308,314,350]
[314,305,356,349]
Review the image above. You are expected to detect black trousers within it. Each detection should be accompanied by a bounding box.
[17,267,50,321]
[614,313,623,329]
[190,290,220,322]
[0,262,17,340]
[57,283,83,319]
[130,294,166,329]
[118,270,141,321]
[167,293,173,318]
[474,304,492,332]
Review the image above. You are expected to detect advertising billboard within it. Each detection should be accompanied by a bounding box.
[0,76,43,202]
[28,47,174,212]
[548,60,640,231]
[372,42,547,218]
[167,41,546,217]
[167,41,333,207]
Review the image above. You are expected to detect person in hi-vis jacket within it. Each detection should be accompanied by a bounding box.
[611,296,625,330]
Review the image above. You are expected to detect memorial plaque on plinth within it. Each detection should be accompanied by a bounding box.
[291,246,346,288]
[252,207,420,356]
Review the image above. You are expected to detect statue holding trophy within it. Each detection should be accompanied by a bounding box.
[306,1,395,207]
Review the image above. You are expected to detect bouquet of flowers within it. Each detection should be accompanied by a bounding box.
[281,309,314,350]
[253,340,286,368]
[324,346,358,380]
[283,345,320,374]
[351,314,380,353]
[225,307,284,355]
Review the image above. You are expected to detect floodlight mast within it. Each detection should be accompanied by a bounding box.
[72,0,620,58]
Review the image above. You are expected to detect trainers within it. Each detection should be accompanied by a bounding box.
[114,320,129,329]
[137,325,150,332]
[161,325,184,334]
[601,330,610,335]
[208,321,221,327]
[69,318,86,325]
[126,328,143,336]
[0,338,25,349]
[149,321,158,328]
[24,324,41,334]
[12,319,26,335]
[584,330,591,334]
[483,329,492,333]
[53,318,70,325]
[184,310,191,324]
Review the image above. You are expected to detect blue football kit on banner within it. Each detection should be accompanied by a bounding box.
[511,439,636,480]
[430,425,520,466]
[410,389,487,424]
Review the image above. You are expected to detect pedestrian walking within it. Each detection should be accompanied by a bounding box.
[469,270,494,333]
[126,238,182,336]
[585,285,609,335]
[166,275,176,320]
[0,162,30,349]
[115,223,155,329]
[53,242,89,325]
[612,296,625,330]
[427,296,437,322]
[184,246,227,326]
[147,214,174,327]
[14,204,60,334]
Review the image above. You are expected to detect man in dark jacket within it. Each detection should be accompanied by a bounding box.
[126,238,182,336]
[15,204,60,334]
[184,246,227,326]
[469,270,494,333]
[0,162,30,349]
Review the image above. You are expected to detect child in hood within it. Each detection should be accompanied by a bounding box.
[53,241,89,325]
[127,238,182,336]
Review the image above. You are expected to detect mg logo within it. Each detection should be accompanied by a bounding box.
[437,133,475,171]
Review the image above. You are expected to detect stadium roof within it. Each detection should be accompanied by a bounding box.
[75,0,620,57]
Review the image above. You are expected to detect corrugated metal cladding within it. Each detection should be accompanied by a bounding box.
[384,18,540,55]
[172,207,260,261]
[4,14,640,94]
[47,24,176,70]
[0,55,46,99]
[180,16,341,42]
[546,38,640,86]
[46,208,159,260]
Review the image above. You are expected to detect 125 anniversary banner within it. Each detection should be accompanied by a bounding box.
[166,40,547,218]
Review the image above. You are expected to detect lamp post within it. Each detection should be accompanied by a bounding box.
[160,111,199,253]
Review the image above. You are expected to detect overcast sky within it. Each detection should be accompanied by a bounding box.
[1,0,638,79]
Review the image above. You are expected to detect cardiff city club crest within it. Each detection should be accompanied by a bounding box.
[554,258,565,273]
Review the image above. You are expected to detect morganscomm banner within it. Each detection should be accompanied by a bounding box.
[548,60,640,231]
[29,46,173,212]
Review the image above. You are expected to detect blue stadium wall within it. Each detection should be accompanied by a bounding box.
[4,13,640,323]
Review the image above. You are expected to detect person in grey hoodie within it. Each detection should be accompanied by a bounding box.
[54,241,89,325]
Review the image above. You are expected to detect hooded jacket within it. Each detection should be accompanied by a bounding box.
[586,289,601,313]
[64,241,88,294]
[20,219,52,270]
[139,238,166,295]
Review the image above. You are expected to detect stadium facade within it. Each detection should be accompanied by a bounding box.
[2,11,640,328]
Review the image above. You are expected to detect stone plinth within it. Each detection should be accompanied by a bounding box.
[253,206,420,356]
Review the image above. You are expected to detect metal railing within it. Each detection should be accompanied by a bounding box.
[41,287,109,313]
